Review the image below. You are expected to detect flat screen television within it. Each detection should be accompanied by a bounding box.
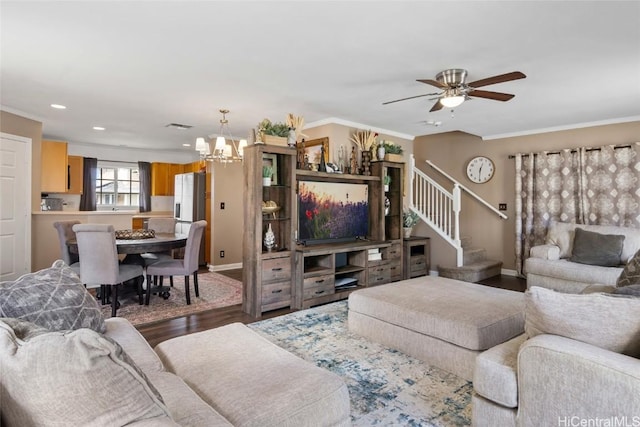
[298,180,369,245]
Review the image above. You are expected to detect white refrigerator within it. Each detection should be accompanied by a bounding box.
[174,172,206,265]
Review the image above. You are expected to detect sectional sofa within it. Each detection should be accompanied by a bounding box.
[525,221,640,293]
[0,261,351,426]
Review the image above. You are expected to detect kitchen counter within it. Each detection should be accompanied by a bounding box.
[32,210,139,215]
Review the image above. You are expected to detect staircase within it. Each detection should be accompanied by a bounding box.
[437,236,502,282]
[408,156,506,283]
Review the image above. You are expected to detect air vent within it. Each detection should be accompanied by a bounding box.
[165,123,193,130]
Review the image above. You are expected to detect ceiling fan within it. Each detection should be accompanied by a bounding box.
[383,69,526,112]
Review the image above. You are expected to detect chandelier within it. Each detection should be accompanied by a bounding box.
[196,109,247,162]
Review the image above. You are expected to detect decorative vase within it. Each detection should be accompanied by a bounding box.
[263,177,271,187]
[384,184,390,192]
[384,197,391,216]
[403,227,413,239]
[264,223,275,251]
[377,145,386,161]
[287,128,297,148]
[360,150,371,175]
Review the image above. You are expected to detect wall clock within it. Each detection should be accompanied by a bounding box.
[466,156,495,184]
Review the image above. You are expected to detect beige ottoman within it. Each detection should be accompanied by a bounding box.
[348,276,525,381]
[155,322,351,427]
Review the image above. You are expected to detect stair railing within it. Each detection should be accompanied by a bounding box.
[424,159,508,220]
[409,155,463,266]
[408,156,508,267]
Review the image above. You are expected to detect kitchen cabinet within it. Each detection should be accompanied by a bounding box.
[67,155,84,194]
[41,140,68,193]
[151,162,187,196]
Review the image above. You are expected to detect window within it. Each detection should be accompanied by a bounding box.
[96,162,139,209]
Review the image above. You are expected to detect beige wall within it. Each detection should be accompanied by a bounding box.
[412,121,640,272]
[209,161,244,266]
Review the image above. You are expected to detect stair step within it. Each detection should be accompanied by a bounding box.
[463,247,487,264]
[438,259,503,283]
[460,236,473,249]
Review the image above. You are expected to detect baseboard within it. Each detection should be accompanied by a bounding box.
[500,268,518,277]
[208,262,242,272]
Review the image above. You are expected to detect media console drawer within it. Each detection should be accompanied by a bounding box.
[262,256,292,283]
[303,274,335,300]
[261,281,291,311]
[368,264,391,286]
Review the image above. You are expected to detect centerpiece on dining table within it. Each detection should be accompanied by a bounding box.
[114,229,156,240]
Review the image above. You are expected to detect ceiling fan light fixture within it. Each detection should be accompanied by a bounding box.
[440,94,465,109]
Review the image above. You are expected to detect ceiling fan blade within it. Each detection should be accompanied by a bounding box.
[467,89,515,102]
[382,93,440,105]
[417,79,448,89]
[429,100,444,112]
[467,71,526,88]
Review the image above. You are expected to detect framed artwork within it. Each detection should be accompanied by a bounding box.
[297,137,329,168]
[262,153,278,185]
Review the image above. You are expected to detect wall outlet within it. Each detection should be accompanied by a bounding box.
[499,203,507,211]
[220,202,225,210]
[220,250,225,258]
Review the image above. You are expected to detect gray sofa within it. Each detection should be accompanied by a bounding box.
[525,221,640,293]
[472,286,640,426]
[0,261,351,426]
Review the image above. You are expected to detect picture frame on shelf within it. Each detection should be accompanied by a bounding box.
[297,137,329,169]
[262,153,278,185]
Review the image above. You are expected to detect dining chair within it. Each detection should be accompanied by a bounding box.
[145,220,206,306]
[53,220,81,276]
[72,224,144,317]
[142,217,177,266]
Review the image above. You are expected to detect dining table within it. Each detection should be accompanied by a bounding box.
[67,231,188,302]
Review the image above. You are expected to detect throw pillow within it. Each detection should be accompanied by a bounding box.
[545,221,575,258]
[525,286,640,357]
[0,260,105,333]
[617,249,640,287]
[569,228,625,267]
[0,318,173,426]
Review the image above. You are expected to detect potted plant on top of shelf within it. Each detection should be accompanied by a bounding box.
[262,165,273,186]
[257,118,290,146]
[402,209,419,239]
[381,141,404,162]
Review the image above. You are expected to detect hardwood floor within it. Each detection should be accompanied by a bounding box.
[136,269,526,347]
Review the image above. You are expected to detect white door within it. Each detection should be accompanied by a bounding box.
[0,133,32,280]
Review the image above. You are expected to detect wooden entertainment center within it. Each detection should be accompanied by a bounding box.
[242,143,417,318]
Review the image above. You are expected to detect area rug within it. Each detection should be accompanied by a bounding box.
[248,301,472,426]
[101,272,242,326]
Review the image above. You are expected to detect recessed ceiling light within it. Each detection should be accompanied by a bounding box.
[50,104,66,109]
[93,126,106,131]
[182,143,191,147]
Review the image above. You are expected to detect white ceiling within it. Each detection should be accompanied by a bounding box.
[2,1,639,152]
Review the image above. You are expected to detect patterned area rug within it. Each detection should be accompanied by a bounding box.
[248,301,472,426]
[101,272,242,325]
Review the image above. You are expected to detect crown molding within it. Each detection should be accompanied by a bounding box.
[482,116,640,141]
[305,117,415,141]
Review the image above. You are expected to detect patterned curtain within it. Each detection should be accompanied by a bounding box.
[514,142,640,275]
